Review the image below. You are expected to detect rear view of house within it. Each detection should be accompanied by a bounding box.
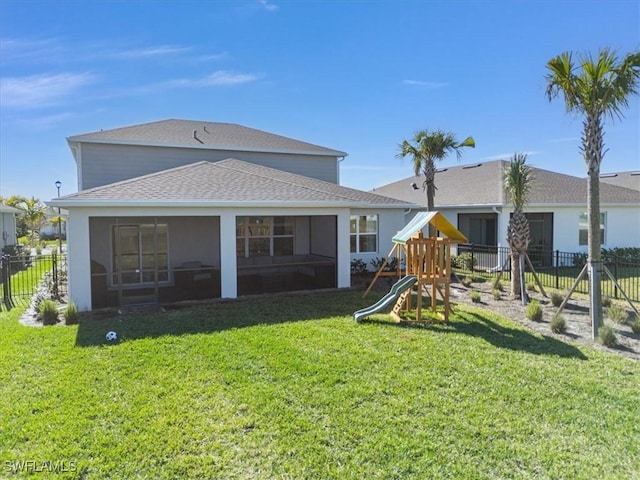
[52,120,415,311]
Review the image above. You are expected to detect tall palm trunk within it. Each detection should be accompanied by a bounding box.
[584,112,604,336]
[507,209,530,300]
[423,161,437,236]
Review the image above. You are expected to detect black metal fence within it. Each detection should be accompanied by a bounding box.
[454,244,640,302]
[0,253,67,310]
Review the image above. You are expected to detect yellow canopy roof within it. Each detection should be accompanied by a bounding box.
[392,211,468,244]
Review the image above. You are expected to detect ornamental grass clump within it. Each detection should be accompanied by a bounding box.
[470,289,481,303]
[64,301,79,325]
[602,296,612,308]
[39,299,59,326]
[606,304,628,324]
[598,324,617,348]
[461,276,473,288]
[550,313,567,334]
[492,288,501,301]
[550,292,564,308]
[525,300,543,322]
[491,278,504,292]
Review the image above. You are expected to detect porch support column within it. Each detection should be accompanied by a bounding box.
[219,211,237,298]
[336,209,351,288]
[67,209,92,311]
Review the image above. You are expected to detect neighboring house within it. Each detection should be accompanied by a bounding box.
[39,206,67,240]
[51,119,417,311]
[0,204,21,250]
[374,160,640,267]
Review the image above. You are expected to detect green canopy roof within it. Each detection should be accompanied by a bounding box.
[392,211,468,244]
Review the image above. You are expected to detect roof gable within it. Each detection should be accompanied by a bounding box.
[67,119,347,157]
[54,159,415,208]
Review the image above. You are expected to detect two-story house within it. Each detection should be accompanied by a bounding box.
[51,119,417,311]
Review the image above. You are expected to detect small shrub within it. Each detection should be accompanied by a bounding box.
[370,256,398,273]
[461,276,473,288]
[456,252,476,271]
[526,300,543,322]
[598,325,617,347]
[606,304,628,324]
[39,299,59,326]
[470,289,481,303]
[550,313,567,333]
[491,278,503,291]
[492,288,501,301]
[350,259,368,275]
[64,302,79,325]
[601,296,612,308]
[526,282,537,292]
[630,316,640,335]
[550,292,564,308]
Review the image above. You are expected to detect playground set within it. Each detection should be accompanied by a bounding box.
[354,212,468,323]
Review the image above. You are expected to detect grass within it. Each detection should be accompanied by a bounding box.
[1,290,639,479]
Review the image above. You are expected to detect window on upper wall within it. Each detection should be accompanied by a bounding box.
[578,212,606,246]
[236,216,295,257]
[350,215,378,253]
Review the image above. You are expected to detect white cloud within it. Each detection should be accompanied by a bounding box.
[112,45,191,59]
[165,70,261,88]
[0,37,66,64]
[0,72,97,109]
[258,0,278,11]
[402,80,448,89]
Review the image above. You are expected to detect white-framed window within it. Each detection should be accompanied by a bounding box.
[236,216,295,257]
[350,214,378,253]
[112,223,169,285]
[578,212,605,246]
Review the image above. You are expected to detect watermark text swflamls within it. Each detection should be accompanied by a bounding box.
[4,460,77,473]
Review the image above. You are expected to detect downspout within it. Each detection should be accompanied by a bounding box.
[492,206,504,271]
[337,155,347,184]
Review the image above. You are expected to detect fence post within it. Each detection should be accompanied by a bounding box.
[52,253,59,299]
[1,255,12,309]
[471,244,475,274]
[614,256,618,300]
[555,250,559,290]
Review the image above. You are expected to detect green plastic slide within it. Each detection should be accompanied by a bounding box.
[353,275,418,322]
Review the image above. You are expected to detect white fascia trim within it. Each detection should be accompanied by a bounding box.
[65,137,347,158]
[47,199,418,209]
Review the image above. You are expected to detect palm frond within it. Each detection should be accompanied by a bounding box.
[503,153,532,210]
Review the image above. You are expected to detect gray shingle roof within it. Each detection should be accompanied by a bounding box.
[373,160,640,207]
[67,119,347,157]
[599,171,640,191]
[56,159,414,208]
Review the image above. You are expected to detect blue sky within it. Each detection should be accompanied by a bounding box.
[1,0,638,202]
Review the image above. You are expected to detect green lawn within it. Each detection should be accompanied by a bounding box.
[1,290,639,479]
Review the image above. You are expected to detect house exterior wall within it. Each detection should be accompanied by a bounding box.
[548,205,640,253]
[1,212,18,248]
[76,143,339,190]
[350,208,409,270]
[425,205,640,259]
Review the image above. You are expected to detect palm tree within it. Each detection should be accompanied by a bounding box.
[397,129,475,216]
[504,153,533,301]
[14,196,46,246]
[545,48,640,338]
